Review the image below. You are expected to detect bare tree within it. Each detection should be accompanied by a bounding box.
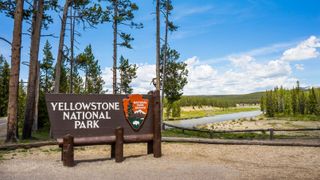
[23,0,44,139]
[6,0,24,143]
[156,0,160,91]
[53,0,71,93]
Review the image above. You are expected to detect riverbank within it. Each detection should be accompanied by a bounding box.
[165,106,259,121]
[1,143,319,179]
[197,115,320,138]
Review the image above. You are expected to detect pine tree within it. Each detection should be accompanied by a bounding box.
[118,56,137,94]
[308,87,317,114]
[108,0,142,94]
[6,0,24,142]
[88,59,104,94]
[76,44,105,94]
[0,55,10,117]
[162,47,188,119]
[266,90,275,117]
[40,40,54,92]
[17,80,26,134]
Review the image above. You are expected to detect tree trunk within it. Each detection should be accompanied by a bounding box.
[54,0,70,93]
[112,1,118,94]
[161,0,169,124]
[69,4,75,93]
[6,0,24,143]
[156,0,161,91]
[32,61,40,131]
[23,0,44,139]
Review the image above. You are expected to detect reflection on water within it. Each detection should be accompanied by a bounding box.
[165,110,262,128]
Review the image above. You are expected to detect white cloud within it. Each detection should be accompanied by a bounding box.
[281,36,320,61]
[102,64,156,94]
[102,36,318,95]
[102,56,297,95]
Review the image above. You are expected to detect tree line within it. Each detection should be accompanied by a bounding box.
[261,81,320,117]
[0,0,188,142]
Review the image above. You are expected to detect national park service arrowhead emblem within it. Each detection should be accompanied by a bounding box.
[123,94,149,131]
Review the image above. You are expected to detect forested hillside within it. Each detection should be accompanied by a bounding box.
[178,92,264,108]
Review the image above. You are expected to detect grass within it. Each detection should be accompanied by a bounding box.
[14,128,51,144]
[162,128,290,140]
[273,114,320,121]
[165,107,260,121]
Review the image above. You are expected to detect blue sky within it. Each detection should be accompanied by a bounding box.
[0,0,320,95]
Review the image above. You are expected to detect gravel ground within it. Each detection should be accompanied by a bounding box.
[0,117,6,143]
[1,143,319,180]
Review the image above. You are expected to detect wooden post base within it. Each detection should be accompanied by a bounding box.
[62,134,74,167]
[115,127,124,163]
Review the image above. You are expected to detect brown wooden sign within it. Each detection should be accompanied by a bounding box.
[45,91,161,166]
[46,94,153,138]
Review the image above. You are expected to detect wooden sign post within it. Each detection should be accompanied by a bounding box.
[46,91,161,166]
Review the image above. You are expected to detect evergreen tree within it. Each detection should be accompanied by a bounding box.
[40,40,54,93]
[299,93,306,114]
[162,47,188,119]
[118,56,137,94]
[107,0,142,94]
[308,87,317,114]
[0,55,10,117]
[76,44,105,94]
[17,80,26,133]
[266,91,275,117]
[71,68,84,94]
[88,59,104,94]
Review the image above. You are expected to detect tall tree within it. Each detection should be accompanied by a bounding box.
[0,55,10,117]
[6,0,24,143]
[76,44,105,94]
[108,0,142,94]
[23,0,45,139]
[155,0,160,91]
[40,40,54,92]
[118,56,137,94]
[162,47,188,119]
[160,0,178,125]
[54,0,71,93]
[67,1,108,93]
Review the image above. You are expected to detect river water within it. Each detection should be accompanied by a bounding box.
[165,110,262,128]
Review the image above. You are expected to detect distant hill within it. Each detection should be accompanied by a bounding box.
[178,92,265,107]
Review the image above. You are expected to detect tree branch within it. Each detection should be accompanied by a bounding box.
[0,37,12,45]
[22,32,31,36]
[40,34,58,38]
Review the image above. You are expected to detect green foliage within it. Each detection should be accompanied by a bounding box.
[18,80,26,131]
[171,101,181,117]
[109,0,143,48]
[261,81,320,117]
[118,56,137,94]
[160,0,178,32]
[40,40,54,93]
[161,47,188,104]
[0,55,10,117]
[76,44,105,94]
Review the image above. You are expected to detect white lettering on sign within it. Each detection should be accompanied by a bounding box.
[51,101,120,130]
[50,102,120,111]
[74,120,100,129]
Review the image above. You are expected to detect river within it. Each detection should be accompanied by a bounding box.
[164,110,262,128]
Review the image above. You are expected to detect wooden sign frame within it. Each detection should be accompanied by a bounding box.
[46,90,161,166]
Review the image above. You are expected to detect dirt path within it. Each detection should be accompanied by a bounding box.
[1,143,319,180]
